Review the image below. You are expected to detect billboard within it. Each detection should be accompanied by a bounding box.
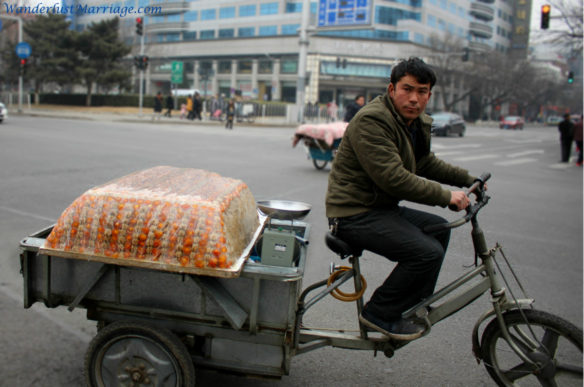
[317,0,372,27]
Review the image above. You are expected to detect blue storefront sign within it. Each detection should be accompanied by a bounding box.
[318,0,371,27]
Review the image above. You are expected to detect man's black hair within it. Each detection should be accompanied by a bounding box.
[390,57,436,89]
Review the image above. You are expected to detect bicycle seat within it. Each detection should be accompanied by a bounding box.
[325,232,363,260]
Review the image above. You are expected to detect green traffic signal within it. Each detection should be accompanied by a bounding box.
[568,71,574,84]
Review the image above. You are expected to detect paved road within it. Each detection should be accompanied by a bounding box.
[0,116,581,386]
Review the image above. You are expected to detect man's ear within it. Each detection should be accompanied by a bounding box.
[387,83,394,97]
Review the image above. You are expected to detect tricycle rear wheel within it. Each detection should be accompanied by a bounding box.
[312,159,328,170]
[85,320,196,387]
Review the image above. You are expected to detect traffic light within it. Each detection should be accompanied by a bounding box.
[568,71,574,84]
[141,56,149,70]
[136,17,143,36]
[541,4,551,29]
[19,58,27,76]
[134,55,141,69]
[462,47,470,62]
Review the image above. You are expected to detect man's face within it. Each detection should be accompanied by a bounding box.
[356,96,365,106]
[388,74,432,125]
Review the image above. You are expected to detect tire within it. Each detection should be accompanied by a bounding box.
[312,159,328,170]
[481,309,582,387]
[443,126,450,137]
[85,321,196,387]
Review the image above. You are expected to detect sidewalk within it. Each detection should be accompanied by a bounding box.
[9,104,298,128]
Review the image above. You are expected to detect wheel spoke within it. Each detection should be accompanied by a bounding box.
[502,362,534,382]
[540,328,560,356]
[556,361,584,376]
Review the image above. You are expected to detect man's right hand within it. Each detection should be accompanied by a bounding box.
[449,191,470,211]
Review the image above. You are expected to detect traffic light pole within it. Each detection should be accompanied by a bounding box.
[138,33,145,117]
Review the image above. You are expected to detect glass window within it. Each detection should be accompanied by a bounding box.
[375,6,420,25]
[219,29,234,38]
[428,14,436,27]
[201,9,216,20]
[184,11,198,22]
[281,24,300,35]
[138,0,148,7]
[239,4,256,17]
[166,32,180,42]
[238,27,255,37]
[220,6,235,19]
[259,25,278,36]
[280,59,298,74]
[200,30,215,39]
[167,14,180,23]
[183,31,197,41]
[414,33,424,44]
[258,60,272,74]
[238,60,252,74]
[218,61,232,74]
[260,2,279,15]
[285,2,302,13]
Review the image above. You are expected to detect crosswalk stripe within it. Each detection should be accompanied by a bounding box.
[432,143,481,149]
[508,150,544,158]
[494,158,537,166]
[434,151,465,157]
[453,154,499,162]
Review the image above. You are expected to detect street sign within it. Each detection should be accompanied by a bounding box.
[16,42,31,59]
[317,0,371,27]
[171,61,183,84]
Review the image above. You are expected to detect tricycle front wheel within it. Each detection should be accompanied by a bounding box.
[85,321,196,387]
[481,309,582,386]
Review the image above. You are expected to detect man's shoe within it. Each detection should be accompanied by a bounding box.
[359,309,424,341]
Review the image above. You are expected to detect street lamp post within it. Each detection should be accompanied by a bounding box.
[296,0,311,123]
[0,15,24,112]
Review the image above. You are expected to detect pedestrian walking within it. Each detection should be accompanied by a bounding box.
[343,95,365,122]
[327,101,338,122]
[574,115,583,166]
[558,113,574,162]
[186,95,194,120]
[180,103,187,119]
[164,93,174,118]
[152,91,163,120]
[225,100,235,130]
[193,93,203,121]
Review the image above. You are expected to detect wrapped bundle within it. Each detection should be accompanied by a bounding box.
[41,166,261,276]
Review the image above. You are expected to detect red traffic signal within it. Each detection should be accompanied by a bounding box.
[136,17,143,36]
[541,4,551,29]
[20,58,27,66]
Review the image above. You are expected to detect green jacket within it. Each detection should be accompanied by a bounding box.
[326,93,476,218]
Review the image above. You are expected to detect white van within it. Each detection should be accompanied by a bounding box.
[172,89,202,97]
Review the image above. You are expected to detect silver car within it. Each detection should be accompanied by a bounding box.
[0,102,7,123]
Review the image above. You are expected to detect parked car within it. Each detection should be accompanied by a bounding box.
[545,115,562,126]
[499,116,524,130]
[430,112,465,137]
[0,102,7,123]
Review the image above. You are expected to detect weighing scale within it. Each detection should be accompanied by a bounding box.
[256,200,311,267]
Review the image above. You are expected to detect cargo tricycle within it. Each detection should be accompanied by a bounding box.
[292,122,347,170]
[20,175,582,386]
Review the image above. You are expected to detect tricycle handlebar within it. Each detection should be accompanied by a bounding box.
[424,172,491,234]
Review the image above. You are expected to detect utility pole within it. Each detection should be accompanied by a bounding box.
[1,15,24,112]
[136,17,145,116]
[296,0,310,123]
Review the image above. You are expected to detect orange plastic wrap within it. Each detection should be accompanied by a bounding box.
[40,166,262,277]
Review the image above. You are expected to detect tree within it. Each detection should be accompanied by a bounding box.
[22,14,78,103]
[76,18,131,106]
[427,33,479,113]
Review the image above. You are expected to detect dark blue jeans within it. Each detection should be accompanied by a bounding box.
[334,206,450,322]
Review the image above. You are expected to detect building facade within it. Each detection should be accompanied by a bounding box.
[67,0,529,115]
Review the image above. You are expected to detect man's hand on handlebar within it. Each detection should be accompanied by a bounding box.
[449,191,470,212]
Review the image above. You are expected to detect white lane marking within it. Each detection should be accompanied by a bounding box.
[0,206,55,222]
[432,143,481,149]
[508,150,544,158]
[434,151,465,157]
[453,154,499,162]
[549,163,573,169]
[495,158,537,166]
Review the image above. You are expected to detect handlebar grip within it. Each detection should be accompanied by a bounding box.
[476,172,491,185]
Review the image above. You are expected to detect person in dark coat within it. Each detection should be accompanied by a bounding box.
[153,91,163,120]
[164,93,174,117]
[558,113,574,162]
[193,93,202,120]
[343,95,365,122]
